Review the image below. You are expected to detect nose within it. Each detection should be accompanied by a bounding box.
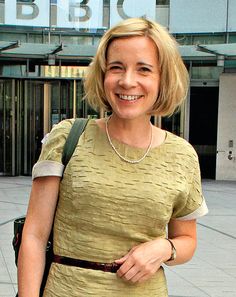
[118,70,137,89]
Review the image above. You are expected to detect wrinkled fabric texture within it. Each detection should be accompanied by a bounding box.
[34,119,205,297]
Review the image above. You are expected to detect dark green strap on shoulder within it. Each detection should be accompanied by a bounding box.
[61,118,89,168]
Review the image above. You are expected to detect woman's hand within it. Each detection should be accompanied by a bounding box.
[115,238,171,283]
[115,219,197,284]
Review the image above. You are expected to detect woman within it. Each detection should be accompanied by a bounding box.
[18,18,208,296]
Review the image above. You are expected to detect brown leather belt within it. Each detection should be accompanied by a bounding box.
[53,255,121,273]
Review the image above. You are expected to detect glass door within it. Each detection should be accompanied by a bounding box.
[75,80,99,119]
[23,80,44,174]
[49,80,99,127]
[161,112,181,136]
[50,80,74,126]
[0,78,99,176]
[0,79,16,175]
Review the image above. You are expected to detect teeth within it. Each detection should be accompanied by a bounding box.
[119,95,141,101]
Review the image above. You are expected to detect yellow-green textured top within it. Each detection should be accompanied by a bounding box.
[32,119,208,297]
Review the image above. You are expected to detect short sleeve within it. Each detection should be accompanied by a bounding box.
[32,119,75,180]
[172,153,208,221]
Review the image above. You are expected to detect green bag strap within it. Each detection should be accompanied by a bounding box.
[61,118,89,168]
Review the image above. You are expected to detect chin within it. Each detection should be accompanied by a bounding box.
[113,112,146,121]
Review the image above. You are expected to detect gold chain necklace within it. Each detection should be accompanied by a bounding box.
[105,116,153,164]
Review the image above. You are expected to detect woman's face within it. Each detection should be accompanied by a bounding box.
[104,35,160,121]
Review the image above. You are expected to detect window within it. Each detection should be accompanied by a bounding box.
[191,66,223,80]
[156,0,169,5]
[175,34,225,46]
[0,32,27,42]
[28,34,43,43]
[229,34,236,43]
[61,35,93,45]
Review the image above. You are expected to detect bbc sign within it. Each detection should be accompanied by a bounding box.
[2,0,156,29]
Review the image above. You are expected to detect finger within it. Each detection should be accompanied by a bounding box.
[121,265,140,281]
[115,254,129,264]
[129,271,146,283]
[116,259,135,278]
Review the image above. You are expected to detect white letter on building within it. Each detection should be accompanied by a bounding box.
[57,0,103,29]
[5,0,49,27]
[110,0,156,27]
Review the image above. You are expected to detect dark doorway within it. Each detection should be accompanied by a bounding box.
[189,86,219,179]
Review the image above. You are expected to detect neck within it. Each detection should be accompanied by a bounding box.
[106,114,152,149]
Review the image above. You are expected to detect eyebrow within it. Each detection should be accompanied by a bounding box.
[107,61,154,68]
[137,62,153,68]
[107,61,123,66]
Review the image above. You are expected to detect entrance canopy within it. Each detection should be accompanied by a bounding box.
[179,45,215,60]
[0,41,97,62]
[196,43,236,58]
[1,41,236,63]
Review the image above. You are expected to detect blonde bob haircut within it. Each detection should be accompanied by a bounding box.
[84,18,189,116]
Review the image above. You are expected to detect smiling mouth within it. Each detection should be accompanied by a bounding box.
[118,94,143,101]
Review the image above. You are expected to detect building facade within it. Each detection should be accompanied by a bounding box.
[0,0,236,180]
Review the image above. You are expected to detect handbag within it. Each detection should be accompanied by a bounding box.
[12,118,89,297]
